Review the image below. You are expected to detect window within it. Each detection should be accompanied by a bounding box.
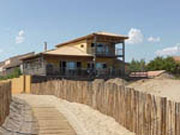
[96,63,107,69]
[91,43,95,47]
[87,63,94,69]
[77,62,81,68]
[46,64,54,75]
[96,63,103,69]
[103,64,107,68]
[81,44,84,48]
[67,62,76,69]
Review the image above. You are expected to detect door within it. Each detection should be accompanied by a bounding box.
[77,62,81,69]
[77,62,82,75]
[60,61,66,75]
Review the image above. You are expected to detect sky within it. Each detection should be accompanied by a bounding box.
[0,0,180,62]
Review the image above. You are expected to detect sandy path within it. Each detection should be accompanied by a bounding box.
[0,96,76,135]
[15,94,135,135]
[33,107,76,135]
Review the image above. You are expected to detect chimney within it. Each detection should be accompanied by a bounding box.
[44,42,47,51]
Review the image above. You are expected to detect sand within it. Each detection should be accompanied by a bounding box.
[0,97,38,135]
[106,78,127,85]
[15,94,135,135]
[128,78,180,102]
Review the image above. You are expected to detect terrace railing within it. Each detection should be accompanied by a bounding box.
[88,48,123,57]
[46,67,123,79]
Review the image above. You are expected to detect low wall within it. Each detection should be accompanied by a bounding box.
[0,81,11,126]
[31,79,180,135]
[11,75,31,94]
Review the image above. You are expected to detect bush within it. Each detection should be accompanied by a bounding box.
[127,56,180,76]
[146,56,179,74]
[127,59,146,72]
[0,67,22,81]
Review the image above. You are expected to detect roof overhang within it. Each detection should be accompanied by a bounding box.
[21,52,93,61]
[20,53,42,61]
[43,53,93,58]
[56,32,129,47]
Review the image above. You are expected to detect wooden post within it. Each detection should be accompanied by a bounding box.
[122,41,125,77]
[93,35,97,77]
[23,75,26,93]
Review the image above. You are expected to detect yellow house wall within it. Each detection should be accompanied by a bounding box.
[44,55,93,69]
[44,55,121,69]
[56,39,88,53]
[87,39,115,54]
[45,37,120,69]
[96,57,122,68]
[56,38,115,55]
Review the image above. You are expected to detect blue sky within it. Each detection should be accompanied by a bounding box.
[0,0,180,62]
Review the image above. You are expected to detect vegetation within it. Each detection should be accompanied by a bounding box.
[146,57,180,74]
[146,57,174,73]
[0,67,22,80]
[127,56,180,75]
[127,59,146,72]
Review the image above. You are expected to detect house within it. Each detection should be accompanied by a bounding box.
[147,70,167,78]
[173,56,180,63]
[21,32,128,79]
[0,61,5,76]
[129,70,167,79]
[0,52,35,77]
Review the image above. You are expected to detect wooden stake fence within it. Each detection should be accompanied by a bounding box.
[31,80,180,135]
[0,81,11,126]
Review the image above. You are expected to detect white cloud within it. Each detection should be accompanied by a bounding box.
[156,43,180,56]
[147,36,161,42]
[126,28,144,44]
[16,30,25,44]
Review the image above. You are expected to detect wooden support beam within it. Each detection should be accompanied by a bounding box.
[122,41,125,77]
[93,36,97,76]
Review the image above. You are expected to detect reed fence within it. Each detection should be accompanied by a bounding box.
[31,79,180,135]
[0,81,11,126]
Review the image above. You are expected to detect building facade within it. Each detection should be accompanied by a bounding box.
[0,52,35,77]
[22,32,128,79]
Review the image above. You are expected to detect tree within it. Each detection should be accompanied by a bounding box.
[128,58,146,72]
[146,56,177,74]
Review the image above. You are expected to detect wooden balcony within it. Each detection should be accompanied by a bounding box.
[88,48,124,57]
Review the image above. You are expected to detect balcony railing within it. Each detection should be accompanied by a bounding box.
[46,67,123,79]
[88,48,123,57]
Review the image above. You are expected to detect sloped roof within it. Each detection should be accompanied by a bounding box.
[21,47,93,60]
[0,61,5,67]
[93,31,128,38]
[147,70,166,78]
[3,52,35,69]
[130,70,166,78]
[56,31,128,47]
[43,46,93,57]
[173,56,180,62]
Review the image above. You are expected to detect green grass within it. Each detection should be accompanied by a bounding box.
[0,67,22,81]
